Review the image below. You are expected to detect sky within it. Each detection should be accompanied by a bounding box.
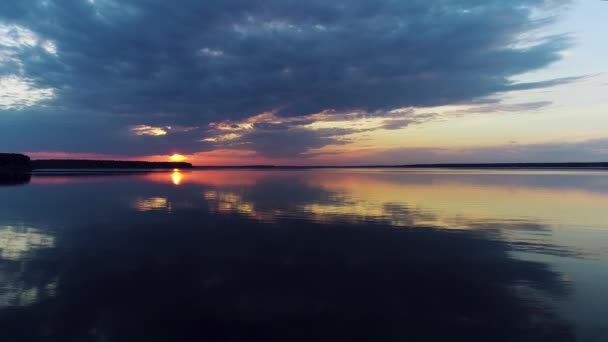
[0,0,606,166]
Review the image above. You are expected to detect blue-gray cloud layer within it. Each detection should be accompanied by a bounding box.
[0,0,571,156]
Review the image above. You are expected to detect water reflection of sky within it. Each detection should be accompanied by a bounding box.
[1,169,607,341]
[142,169,608,253]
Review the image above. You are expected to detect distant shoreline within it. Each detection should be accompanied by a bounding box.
[31,159,193,170]
[2,154,194,171]
[190,162,608,169]
[3,153,608,172]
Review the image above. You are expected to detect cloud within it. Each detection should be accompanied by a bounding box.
[198,96,561,158]
[310,139,608,165]
[0,76,54,109]
[202,112,381,157]
[0,22,57,61]
[130,125,167,136]
[0,23,57,109]
[208,126,356,158]
[461,101,553,114]
[240,128,355,158]
[1,0,571,118]
[0,0,578,157]
[381,119,412,130]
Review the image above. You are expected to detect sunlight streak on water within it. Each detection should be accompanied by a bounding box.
[171,170,183,185]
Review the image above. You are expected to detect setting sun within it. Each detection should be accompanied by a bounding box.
[169,154,186,162]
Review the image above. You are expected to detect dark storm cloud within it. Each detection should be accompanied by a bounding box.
[0,0,572,155]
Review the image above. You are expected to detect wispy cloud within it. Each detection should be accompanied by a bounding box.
[130,125,167,136]
[308,139,608,165]
[0,76,54,110]
[130,125,199,136]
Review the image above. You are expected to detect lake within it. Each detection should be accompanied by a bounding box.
[1,168,607,341]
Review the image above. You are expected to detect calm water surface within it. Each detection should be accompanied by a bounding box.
[1,168,607,341]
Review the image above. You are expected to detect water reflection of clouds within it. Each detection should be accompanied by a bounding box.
[0,225,55,261]
[0,225,57,308]
[189,174,608,232]
[303,172,608,230]
[144,169,608,232]
[3,169,604,340]
[203,190,280,222]
[195,186,580,257]
[143,170,608,257]
[0,216,576,341]
[0,280,57,308]
[133,197,171,212]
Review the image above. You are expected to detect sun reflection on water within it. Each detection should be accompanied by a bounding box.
[172,169,183,185]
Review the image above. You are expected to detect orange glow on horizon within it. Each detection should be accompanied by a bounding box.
[169,154,186,162]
